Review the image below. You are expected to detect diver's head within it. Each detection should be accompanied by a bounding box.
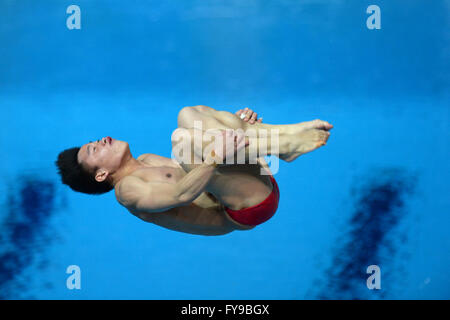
[56,137,130,194]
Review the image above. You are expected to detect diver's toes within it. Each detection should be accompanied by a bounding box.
[316,130,330,147]
[322,121,333,131]
[311,119,333,131]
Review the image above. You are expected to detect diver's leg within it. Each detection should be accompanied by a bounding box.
[172,105,331,211]
[177,105,333,162]
[171,125,273,211]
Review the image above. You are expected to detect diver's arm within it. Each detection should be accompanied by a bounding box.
[235,108,270,173]
[117,160,217,213]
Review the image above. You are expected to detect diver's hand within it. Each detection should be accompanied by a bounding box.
[235,107,263,124]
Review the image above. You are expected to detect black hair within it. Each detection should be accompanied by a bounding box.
[55,147,113,195]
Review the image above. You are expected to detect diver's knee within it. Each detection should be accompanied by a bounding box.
[177,105,216,128]
[177,106,196,127]
[192,105,214,113]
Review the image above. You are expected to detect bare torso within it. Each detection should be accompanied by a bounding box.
[114,154,253,236]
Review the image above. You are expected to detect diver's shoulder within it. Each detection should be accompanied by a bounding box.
[115,175,145,193]
[137,153,152,162]
[114,175,145,206]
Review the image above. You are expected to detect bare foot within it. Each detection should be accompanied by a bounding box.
[279,119,333,162]
[298,119,333,131]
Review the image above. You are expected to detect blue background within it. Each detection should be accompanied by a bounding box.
[0,0,448,299]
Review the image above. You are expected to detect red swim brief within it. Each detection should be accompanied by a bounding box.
[224,175,280,227]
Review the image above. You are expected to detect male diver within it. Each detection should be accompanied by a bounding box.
[56,106,332,235]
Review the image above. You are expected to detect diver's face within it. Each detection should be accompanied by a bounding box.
[77,137,130,182]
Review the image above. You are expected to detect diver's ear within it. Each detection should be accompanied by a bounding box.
[95,169,109,183]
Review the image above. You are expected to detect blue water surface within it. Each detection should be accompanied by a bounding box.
[0,0,448,299]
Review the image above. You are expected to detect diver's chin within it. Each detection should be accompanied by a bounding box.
[123,142,131,154]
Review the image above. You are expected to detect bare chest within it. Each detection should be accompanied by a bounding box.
[133,155,186,184]
[132,166,185,185]
[134,155,219,205]
[120,155,240,235]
